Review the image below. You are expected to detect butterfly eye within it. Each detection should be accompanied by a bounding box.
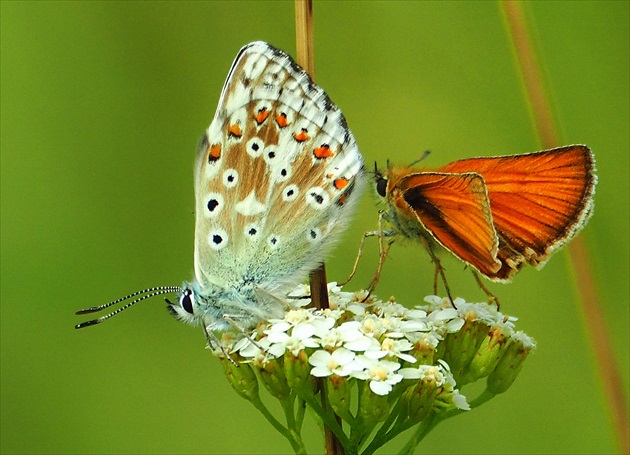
[179,290,195,315]
[376,177,388,198]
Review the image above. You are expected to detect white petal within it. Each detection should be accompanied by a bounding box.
[453,392,470,410]
[267,331,290,343]
[267,344,287,357]
[401,320,428,332]
[407,309,427,319]
[311,366,333,377]
[269,321,292,333]
[369,380,392,396]
[397,353,418,363]
[445,318,465,332]
[331,347,355,365]
[432,308,459,321]
[363,349,387,360]
[399,368,421,379]
[308,349,331,367]
[345,336,373,352]
[293,322,316,339]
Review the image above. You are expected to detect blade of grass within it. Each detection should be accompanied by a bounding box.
[502,2,629,453]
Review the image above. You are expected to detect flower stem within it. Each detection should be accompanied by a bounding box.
[248,392,306,454]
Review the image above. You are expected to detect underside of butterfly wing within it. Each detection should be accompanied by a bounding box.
[194,42,365,296]
[387,169,502,278]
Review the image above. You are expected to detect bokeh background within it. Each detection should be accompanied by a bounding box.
[2,1,628,454]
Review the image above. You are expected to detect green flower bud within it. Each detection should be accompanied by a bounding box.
[326,375,353,422]
[219,357,258,402]
[399,378,439,424]
[468,325,512,380]
[357,381,390,430]
[255,357,291,400]
[443,315,487,381]
[285,349,317,399]
[487,331,535,394]
[409,339,436,365]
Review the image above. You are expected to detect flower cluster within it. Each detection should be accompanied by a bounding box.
[212,284,535,454]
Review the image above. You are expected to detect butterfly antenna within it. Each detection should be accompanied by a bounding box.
[75,286,182,329]
[409,150,431,167]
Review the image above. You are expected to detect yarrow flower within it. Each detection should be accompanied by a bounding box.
[213,284,535,454]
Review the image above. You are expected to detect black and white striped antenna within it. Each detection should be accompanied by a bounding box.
[75,286,182,329]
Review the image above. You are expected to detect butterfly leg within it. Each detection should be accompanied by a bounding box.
[339,211,396,293]
[471,271,500,309]
[202,323,238,365]
[365,221,396,297]
[222,314,266,353]
[338,230,379,287]
[419,237,456,308]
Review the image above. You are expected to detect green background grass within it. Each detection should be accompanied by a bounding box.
[2,1,628,453]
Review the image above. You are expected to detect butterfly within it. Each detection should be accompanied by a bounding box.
[372,145,596,299]
[76,41,365,333]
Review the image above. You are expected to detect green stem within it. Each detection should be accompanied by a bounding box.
[399,388,498,454]
[248,392,307,454]
[398,413,439,455]
[358,399,402,454]
[302,394,352,451]
[295,394,307,433]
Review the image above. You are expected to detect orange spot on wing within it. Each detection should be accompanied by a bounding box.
[208,143,222,161]
[228,123,242,138]
[255,107,269,125]
[337,194,347,206]
[333,178,349,190]
[293,128,310,142]
[314,144,334,158]
[276,112,288,128]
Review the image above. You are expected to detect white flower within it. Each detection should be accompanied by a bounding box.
[329,321,371,352]
[309,348,361,377]
[352,355,403,396]
[359,314,388,338]
[404,330,442,348]
[452,390,470,410]
[238,336,274,360]
[399,364,446,386]
[284,309,316,325]
[265,320,319,357]
[378,337,417,363]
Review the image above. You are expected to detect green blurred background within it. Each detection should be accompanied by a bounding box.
[2,1,628,454]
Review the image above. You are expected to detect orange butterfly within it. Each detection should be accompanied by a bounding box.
[371,145,597,301]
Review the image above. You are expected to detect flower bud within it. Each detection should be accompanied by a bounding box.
[409,338,436,365]
[443,315,487,381]
[219,356,259,402]
[285,349,317,398]
[487,331,535,394]
[256,357,291,400]
[326,375,353,421]
[357,382,390,430]
[467,325,512,380]
[399,378,439,423]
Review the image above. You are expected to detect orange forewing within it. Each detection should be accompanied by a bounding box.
[388,171,502,277]
[385,145,596,282]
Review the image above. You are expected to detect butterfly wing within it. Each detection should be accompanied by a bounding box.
[194,42,364,295]
[438,145,596,279]
[388,170,502,278]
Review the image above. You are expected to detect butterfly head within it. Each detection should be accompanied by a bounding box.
[166,284,201,326]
